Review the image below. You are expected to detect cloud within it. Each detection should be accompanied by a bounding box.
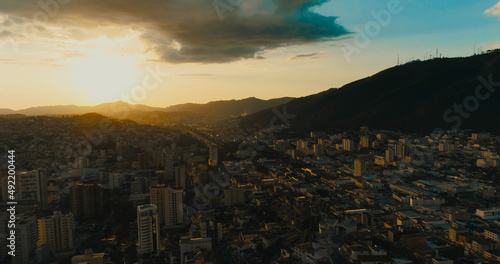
[1,15,23,26]
[177,73,215,77]
[63,52,87,59]
[288,52,326,60]
[0,58,62,66]
[485,1,500,18]
[0,0,348,64]
[0,30,12,39]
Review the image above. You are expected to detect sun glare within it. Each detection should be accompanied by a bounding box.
[67,54,140,104]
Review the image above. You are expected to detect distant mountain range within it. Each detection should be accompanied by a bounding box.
[242,51,500,134]
[164,97,294,117]
[5,52,500,134]
[0,97,294,119]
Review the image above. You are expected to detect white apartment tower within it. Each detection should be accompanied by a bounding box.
[137,204,161,257]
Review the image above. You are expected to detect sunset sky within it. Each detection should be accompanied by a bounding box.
[1,0,499,110]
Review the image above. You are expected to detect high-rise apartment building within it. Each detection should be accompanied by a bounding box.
[70,184,103,220]
[360,136,371,149]
[37,211,75,253]
[36,170,48,210]
[343,139,354,152]
[16,216,38,264]
[150,185,184,227]
[137,204,161,257]
[175,166,186,189]
[224,185,245,206]
[3,170,48,209]
[386,148,395,163]
[395,139,410,157]
[313,144,324,157]
[162,149,174,184]
[209,146,218,166]
[16,171,38,201]
[354,159,367,177]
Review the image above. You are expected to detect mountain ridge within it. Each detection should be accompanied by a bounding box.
[241,52,500,134]
[0,97,294,118]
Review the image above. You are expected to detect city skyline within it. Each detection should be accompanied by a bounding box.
[2,1,500,263]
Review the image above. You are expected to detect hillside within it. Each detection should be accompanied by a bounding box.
[241,52,500,134]
[164,97,294,117]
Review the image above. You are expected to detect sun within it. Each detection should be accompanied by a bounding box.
[67,54,140,104]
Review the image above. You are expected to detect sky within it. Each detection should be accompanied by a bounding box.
[0,0,499,110]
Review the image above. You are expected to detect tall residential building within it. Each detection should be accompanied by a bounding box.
[138,152,159,171]
[162,149,174,184]
[17,171,38,201]
[343,139,354,152]
[354,159,367,177]
[386,148,395,163]
[190,217,223,248]
[37,211,75,253]
[209,146,218,166]
[395,139,410,157]
[35,244,50,264]
[138,153,148,171]
[137,204,161,257]
[70,184,103,220]
[395,144,409,157]
[224,185,245,206]
[150,185,184,227]
[313,144,324,157]
[76,156,90,169]
[16,216,38,264]
[36,169,49,210]
[360,136,371,149]
[7,170,47,208]
[108,173,123,190]
[175,166,186,189]
[141,150,163,169]
[131,180,144,194]
[296,140,308,152]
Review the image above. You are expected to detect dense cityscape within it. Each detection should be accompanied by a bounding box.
[1,112,500,264]
[1,1,500,263]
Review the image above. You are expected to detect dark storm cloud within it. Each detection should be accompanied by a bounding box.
[0,0,348,63]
